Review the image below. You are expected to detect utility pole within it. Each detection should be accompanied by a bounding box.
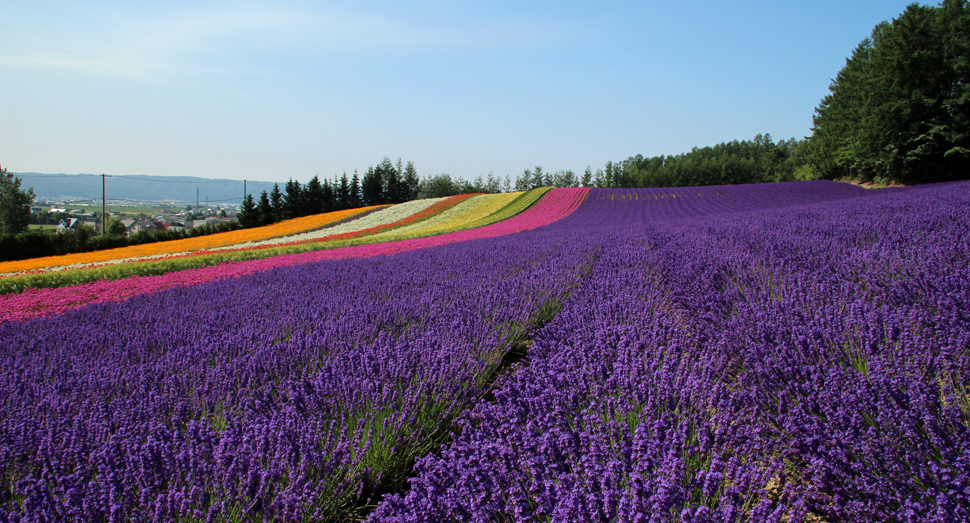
[101,174,111,236]
[197,187,200,208]
[243,179,247,201]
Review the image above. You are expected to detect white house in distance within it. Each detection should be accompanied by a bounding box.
[55,218,79,233]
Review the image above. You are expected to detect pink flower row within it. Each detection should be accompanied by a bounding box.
[1,188,590,322]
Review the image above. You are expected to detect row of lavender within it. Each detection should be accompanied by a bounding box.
[562,180,868,228]
[373,182,970,522]
[0,230,601,522]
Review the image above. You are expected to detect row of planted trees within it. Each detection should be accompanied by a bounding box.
[237,158,604,229]
[237,157,420,228]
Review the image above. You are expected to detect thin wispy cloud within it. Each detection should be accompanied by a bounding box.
[0,3,575,80]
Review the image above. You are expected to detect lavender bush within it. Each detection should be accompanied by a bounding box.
[372,181,970,522]
[0,233,599,522]
[4,180,968,522]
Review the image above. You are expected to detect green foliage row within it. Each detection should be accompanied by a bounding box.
[0,221,243,263]
[809,0,970,184]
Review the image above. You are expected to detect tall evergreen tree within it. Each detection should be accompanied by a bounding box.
[350,170,362,207]
[238,193,258,228]
[337,173,351,210]
[377,157,404,203]
[810,1,970,183]
[304,176,325,215]
[361,166,384,206]
[269,183,284,222]
[485,171,501,193]
[403,161,420,201]
[531,166,545,188]
[605,161,616,188]
[283,179,304,219]
[321,179,336,213]
[257,190,273,226]
[516,169,532,191]
[581,166,593,187]
[594,168,607,188]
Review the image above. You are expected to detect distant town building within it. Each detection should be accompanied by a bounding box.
[55,218,79,233]
[130,220,159,235]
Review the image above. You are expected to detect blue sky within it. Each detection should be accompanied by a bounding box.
[1,1,915,184]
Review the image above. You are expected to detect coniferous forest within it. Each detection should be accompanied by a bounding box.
[809,0,970,184]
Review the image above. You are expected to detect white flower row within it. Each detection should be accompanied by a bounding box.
[369,193,520,241]
[213,197,449,250]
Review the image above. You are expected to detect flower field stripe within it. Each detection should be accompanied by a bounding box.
[0,206,392,278]
[456,187,551,231]
[368,192,522,240]
[0,191,554,296]
[0,233,602,521]
[170,193,477,257]
[553,180,869,228]
[371,181,970,521]
[0,183,859,296]
[211,196,452,251]
[0,205,383,275]
[0,197,461,294]
[0,189,588,321]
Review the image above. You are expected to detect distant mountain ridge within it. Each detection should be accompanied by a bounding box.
[14,173,278,204]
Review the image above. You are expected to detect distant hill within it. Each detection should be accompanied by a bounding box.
[14,173,279,204]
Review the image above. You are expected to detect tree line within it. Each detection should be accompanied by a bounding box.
[237,157,421,228]
[590,134,814,189]
[809,0,970,184]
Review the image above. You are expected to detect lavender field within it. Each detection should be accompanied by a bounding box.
[2,181,969,522]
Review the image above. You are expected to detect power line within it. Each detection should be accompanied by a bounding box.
[43,196,242,204]
[16,174,248,185]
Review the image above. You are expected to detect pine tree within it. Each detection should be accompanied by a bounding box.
[322,179,335,213]
[350,170,362,207]
[516,169,532,191]
[485,171,501,193]
[238,193,258,228]
[270,183,284,222]
[403,161,420,201]
[362,166,384,206]
[378,157,403,203]
[581,166,593,187]
[257,190,273,226]
[337,173,351,209]
[283,179,304,219]
[531,166,545,188]
[304,176,325,215]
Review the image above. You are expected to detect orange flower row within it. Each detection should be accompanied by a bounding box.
[0,206,383,275]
